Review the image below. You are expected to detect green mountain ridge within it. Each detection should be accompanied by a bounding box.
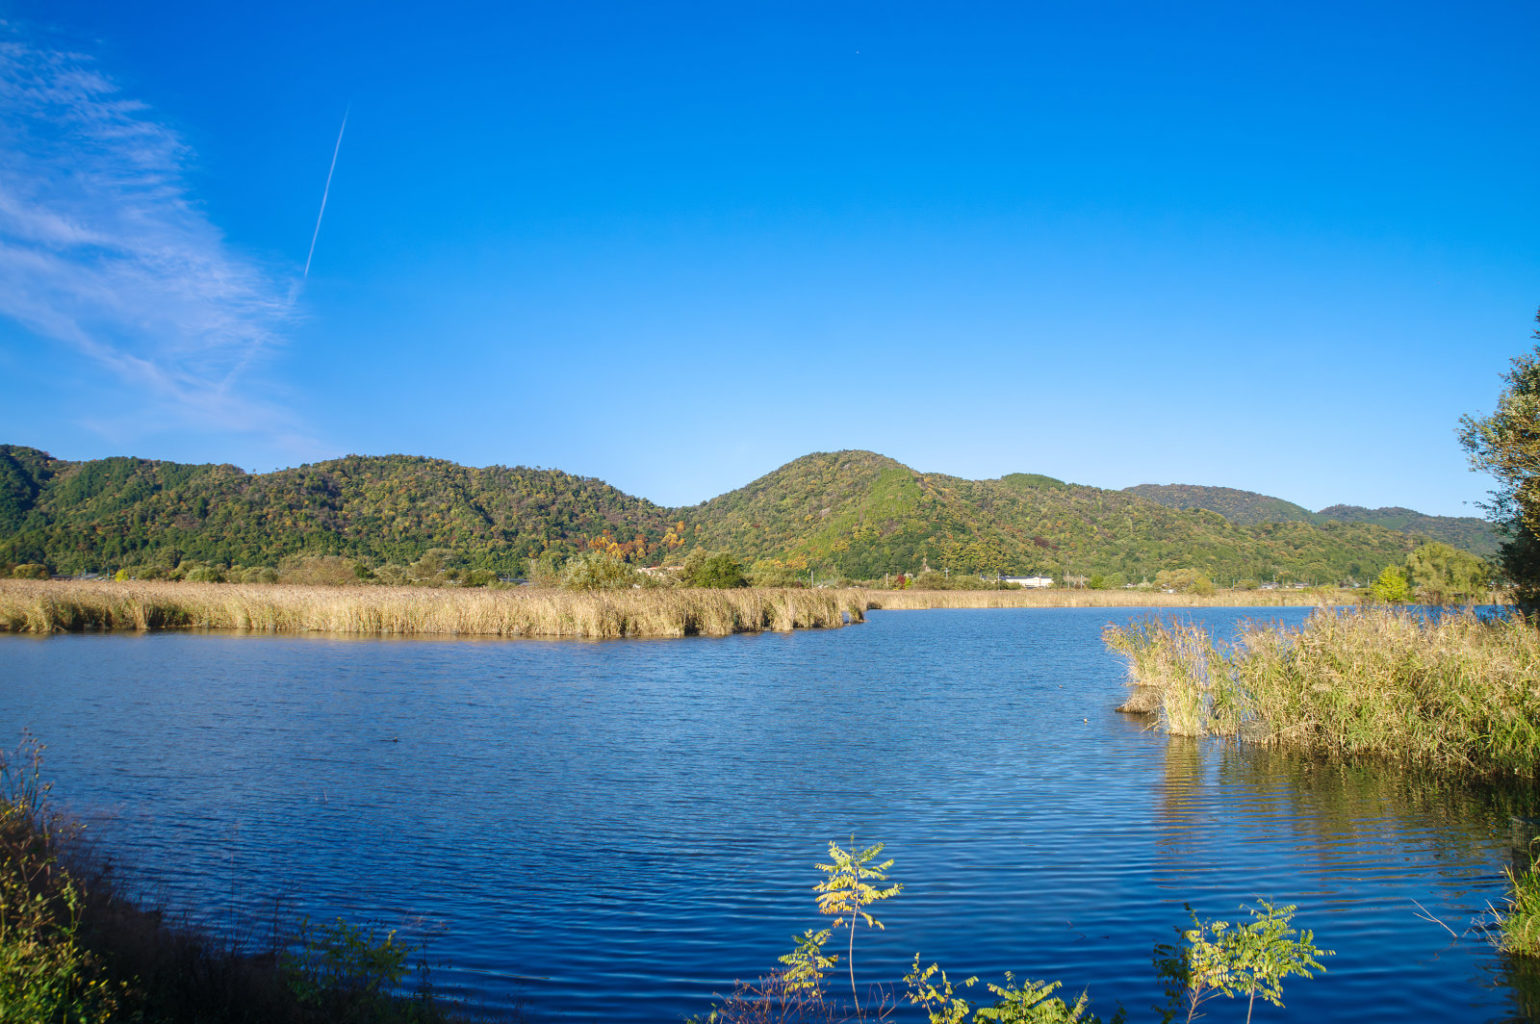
[0,446,677,576]
[1125,483,1499,557]
[692,451,1423,582]
[0,444,1485,584]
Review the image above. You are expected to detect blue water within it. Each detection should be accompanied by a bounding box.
[1,606,1535,1022]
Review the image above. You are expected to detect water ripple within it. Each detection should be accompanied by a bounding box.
[1,608,1535,1022]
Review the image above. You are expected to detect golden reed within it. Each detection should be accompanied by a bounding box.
[1106,607,1540,779]
[0,580,1362,640]
[861,587,1349,610]
[0,580,866,639]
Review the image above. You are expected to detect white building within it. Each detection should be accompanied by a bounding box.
[1002,575,1055,589]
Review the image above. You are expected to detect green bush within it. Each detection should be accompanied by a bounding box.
[10,563,48,580]
[278,555,369,587]
[695,841,1329,1024]
[679,549,748,588]
[1370,565,1411,603]
[114,564,167,581]
[1152,569,1215,596]
[560,551,639,590]
[1499,860,1540,958]
[0,740,122,1023]
[370,563,411,586]
[1405,542,1488,604]
[525,550,566,587]
[407,549,455,587]
[1154,900,1330,1024]
[748,559,808,588]
[908,571,1000,591]
[280,916,414,1008]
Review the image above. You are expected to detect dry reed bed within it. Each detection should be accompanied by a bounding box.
[1105,608,1540,779]
[0,580,866,639]
[862,587,1348,610]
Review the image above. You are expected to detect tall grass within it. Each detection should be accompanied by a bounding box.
[1102,620,1241,736]
[1104,608,1540,779]
[1500,860,1540,958]
[0,580,1369,639]
[864,587,1354,610]
[0,580,865,639]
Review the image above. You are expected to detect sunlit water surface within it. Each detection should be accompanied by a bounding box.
[2,607,1537,1022]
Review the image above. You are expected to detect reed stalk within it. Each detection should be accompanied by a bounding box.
[863,588,1357,611]
[0,580,866,640]
[1105,608,1540,779]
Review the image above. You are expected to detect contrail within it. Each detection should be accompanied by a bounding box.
[303,106,348,279]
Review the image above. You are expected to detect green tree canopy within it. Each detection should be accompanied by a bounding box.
[559,551,639,591]
[678,549,749,588]
[1153,568,1215,596]
[1405,542,1488,605]
[1370,565,1411,604]
[1461,309,1540,602]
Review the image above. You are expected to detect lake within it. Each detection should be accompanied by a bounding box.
[1,606,1536,1022]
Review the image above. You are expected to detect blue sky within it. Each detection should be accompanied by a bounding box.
[0,2,1535,516]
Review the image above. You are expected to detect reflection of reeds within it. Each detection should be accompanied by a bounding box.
[863,588,1351,610]
[0,580,866,639]
[1105,608,1540,779]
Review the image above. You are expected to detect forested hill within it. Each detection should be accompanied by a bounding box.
[687,450,1422,583]
[0,444,1482,584]
[1314,505,1499,556]
[1126,482,1498,556]
[1122,484,1317,526]
[0,446,679,576]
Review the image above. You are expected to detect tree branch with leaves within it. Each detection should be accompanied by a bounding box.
[814,838,901,1015]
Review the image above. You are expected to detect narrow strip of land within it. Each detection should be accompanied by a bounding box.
[0,579,1365,639]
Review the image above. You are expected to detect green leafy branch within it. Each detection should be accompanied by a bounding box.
[814,838,901,1014]
[1154,900,1332,1024]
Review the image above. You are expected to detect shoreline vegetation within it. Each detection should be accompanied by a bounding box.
[1104,607,1540,781]
[0,579,867,639]
[688,839,1330,1024]
[0,444,1495,591]
[1105,604,1540,956]
[0,740,500,1024]
[861,586,1363,611]
[0,579,1375,639]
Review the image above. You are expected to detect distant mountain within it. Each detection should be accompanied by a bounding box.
[0,444,1480,583]
[685,450,1419,583]
[1314,505,1499,557]
[1123,484,1317,526]
[1126,483,1498,557]
[0,446,677,576]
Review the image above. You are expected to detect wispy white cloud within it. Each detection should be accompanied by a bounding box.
[0,23,312,446]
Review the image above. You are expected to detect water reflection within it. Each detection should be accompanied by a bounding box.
[2,610,1538,1022]
[1147,736,1540,1021]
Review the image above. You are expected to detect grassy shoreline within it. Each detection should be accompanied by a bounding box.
[0,580,1371,639]
[861,586,1356,610]
[1105,607,1540,780]
[0,579,867,639]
